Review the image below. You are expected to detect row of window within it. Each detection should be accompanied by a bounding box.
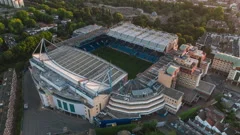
[57,99,75,113]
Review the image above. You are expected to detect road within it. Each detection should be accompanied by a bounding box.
[22,71,93,135]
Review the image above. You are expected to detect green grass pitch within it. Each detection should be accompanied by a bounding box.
[92,47,152,79]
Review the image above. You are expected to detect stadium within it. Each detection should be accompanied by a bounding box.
[29,23,183,124]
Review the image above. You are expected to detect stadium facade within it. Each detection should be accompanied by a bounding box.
[0,0,24,8]
[29,39,128,123]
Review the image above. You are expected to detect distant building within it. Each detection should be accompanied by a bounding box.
[72,25,102,37]
[206,19,229,31]
[25,23,57,35]
[196,33,240,57]
[193,106,237,135]
[3,34,17,49]
[212,52,240,86]
[0,0,24,8]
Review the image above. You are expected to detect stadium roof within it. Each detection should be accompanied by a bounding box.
[73,24,102,35]
[107,23,178,52]
[33,44,127,93]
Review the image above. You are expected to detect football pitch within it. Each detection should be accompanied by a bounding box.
[92,47,152,79]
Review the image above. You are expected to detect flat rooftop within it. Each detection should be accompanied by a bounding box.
[33,46,127,93]
[163,87,184,101]
[176,85,198,103]
[195,80,215,95]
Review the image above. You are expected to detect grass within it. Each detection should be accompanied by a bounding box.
[179,106,200,121]
[92,47,152,79]
[95,123,137,135]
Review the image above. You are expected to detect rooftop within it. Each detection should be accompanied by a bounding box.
[162,87,184,100]
[166,65,178,75]
[195,80,215,95]
[33,45,127,93]
[73,25,102,36]
[107,23,178,52]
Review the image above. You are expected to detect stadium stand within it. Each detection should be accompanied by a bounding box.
[76,35,163,63]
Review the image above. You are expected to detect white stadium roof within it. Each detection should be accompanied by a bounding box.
[33,46,127,93]
[107,23,178,52]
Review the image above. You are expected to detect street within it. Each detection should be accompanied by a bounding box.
[22,71,93,135]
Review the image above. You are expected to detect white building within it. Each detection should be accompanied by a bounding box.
[29,39,128,123]
[0,0,24,8]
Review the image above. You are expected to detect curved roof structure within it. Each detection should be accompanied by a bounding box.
[33,42,127,94]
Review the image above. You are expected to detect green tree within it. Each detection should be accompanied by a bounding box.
[195,27,206,38]
[113,12,124,23]
[8,18,24,34]
[15,10,29,22]
[28,7,36,12]
[57,8,73,19]
[183,35,194,43]
[3,50,13,61]
[25,19,36,28]
[0,37,3,46]
[213,6,224,20]
[202,46,212,56]
[178,38,186,45]
[0,22,4,34]
[142,120,157,134]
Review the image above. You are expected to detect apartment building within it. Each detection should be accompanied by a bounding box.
[29,40,128,123]
[158,64,179,88]
[0,0,24,8]
[212,52,240,85]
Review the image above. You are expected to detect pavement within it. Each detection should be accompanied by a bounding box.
[22,71,93,135]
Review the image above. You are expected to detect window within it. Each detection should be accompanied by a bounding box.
[88,109,91,118]
[99,103,102,110]
[63,102,68,111]
[57,99,62,108]
[69,104,75,113]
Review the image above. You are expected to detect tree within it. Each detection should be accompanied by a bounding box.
[57,8,73,19]
[202,46,212,56]
[113,12,124,23]
[142,120,157,134]
[195,27,206,39]
[25,19,36,28]
[0,24,5,36]
[0,22,5,34]
[28,7,36,12]
[15,10,29,22]
[183,35,194,43]
[8,18,24,34]
[213,6,224,20]
[3,50,13,61]
[178,38,186,45]
[0,37,3,46]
